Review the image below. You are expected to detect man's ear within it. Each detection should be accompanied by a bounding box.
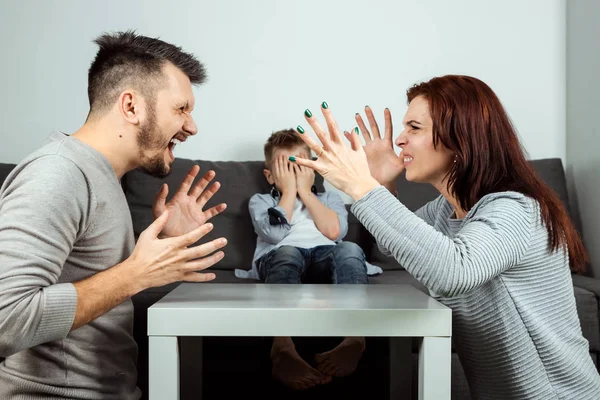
[118,90,141,125]
[263,168,274,185]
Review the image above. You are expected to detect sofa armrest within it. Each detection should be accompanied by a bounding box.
[572,274,600,299]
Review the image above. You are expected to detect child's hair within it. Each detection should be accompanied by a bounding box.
[263,128,311,168]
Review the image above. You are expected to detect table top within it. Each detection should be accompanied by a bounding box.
[148,283,451,337]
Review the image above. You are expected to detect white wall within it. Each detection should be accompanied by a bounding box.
[566,0,600,277]
[0,0,565,167]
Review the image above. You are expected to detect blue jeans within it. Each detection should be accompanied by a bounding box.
[257,242,368,284]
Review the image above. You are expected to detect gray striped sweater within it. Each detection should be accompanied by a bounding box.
[351,186,600,400]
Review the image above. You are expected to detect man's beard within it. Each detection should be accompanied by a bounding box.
[137,107,171,178]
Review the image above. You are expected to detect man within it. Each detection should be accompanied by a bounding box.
[0,30,227,399]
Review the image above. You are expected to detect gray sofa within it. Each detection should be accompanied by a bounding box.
[1,157,599,399]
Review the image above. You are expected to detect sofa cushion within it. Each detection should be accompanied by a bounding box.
[345,206,373,257]
[0,163,15,187]
[529,158,574,221]
[574,285,600,352]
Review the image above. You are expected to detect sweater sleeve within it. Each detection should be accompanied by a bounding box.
[351,186,533,297]
[0,155,89,357]
[376,195,444,257]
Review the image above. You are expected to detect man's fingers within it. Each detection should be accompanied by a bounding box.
[183,250,226,273]
[175,165,201,196]
[180,237,227,262]
[173,222,214,247]
[153,184,168,215]
[189,169,216,199]
[202,203,227,221]
[182,270,217,283]
[146,210,170,238]
[195,181,221,207]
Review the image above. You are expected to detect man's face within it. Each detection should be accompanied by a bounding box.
[137,62,198,177]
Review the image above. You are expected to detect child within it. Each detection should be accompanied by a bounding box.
[235,129,372,390]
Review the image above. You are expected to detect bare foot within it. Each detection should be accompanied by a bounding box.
[315,337,365,377]
[271,346,332,390]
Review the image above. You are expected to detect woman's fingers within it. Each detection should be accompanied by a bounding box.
[296,125,330,157]
[319,102,343,144]
[288,155,321,173]
[302,109,334,151]
[355,113,372,143]
[364,105,382,139]
[383,107,394,141]
[344,130,362,152]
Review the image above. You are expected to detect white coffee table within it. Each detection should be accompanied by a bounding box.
[148,283,452,400]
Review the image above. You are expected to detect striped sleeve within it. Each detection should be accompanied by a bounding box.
[351,187,534,297]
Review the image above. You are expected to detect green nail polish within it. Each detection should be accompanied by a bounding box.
[297,125,305,134]
[289,156,297,162]
[321,101,328,109]
[354,127,359,134]
[304,109,312,118]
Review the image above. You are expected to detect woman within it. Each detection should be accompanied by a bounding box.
[289,75,600,399]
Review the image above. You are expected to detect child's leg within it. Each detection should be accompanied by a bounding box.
[311,242,368,284]
[311,242,368,377]
[314,337,366,377]
[259,246,331,388]
[270,337,331,389]
[258,245,305,283]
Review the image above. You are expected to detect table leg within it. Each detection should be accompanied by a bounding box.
[418,336,451,400]
[149,336,180,400]
[388,337,412,400]
[180,337,203,400]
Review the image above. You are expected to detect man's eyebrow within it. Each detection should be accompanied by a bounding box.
[175,101,190,110]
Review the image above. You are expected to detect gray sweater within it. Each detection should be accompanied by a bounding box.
[352,186,600,400]
[0,132,140,399]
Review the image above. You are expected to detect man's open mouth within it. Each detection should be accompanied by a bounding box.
[168,137,181,152]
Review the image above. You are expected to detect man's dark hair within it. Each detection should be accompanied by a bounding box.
[87,30,206,117]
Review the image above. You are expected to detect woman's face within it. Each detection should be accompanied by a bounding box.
[395,96,455,188]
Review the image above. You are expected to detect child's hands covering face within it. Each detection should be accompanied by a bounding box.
[272,155,297,195]
[295,163,315,195]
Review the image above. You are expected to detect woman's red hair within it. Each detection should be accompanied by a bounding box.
[407,75,587,273]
